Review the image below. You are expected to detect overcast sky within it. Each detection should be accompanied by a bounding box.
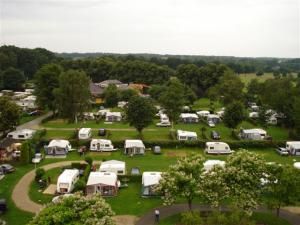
[0,0,299,57]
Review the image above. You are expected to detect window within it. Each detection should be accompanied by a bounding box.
[18,135,25,138]
[210,147,214,150]
[117,170,123,174]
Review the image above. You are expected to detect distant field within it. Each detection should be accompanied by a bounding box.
[239,73,274,86]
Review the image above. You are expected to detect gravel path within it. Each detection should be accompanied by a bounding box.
[136,204,300,225]
[17,112,53,130]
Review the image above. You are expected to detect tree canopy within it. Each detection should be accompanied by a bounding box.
[0,96,20,133]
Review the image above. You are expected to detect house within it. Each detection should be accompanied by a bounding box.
[207,114,221,124]
[105,112,122,122]
[0,138,22,161]
[124,140,145,155]
[286,142,300,156]
[7,129,36,140]
[203,160,225,172]
[45,139,71,156]
[86,172,119,196]
[90,139,116,152]
[196,110,210,118]
[205,142,233,154]
[89,82,104,104]
[142,172,162,196]
[56,169,80,194]
[239,128,267,140]
[249,112,259,118]
[180,113,199,123]
[78,128,92,140]
[177,130,197,141]
[99,160,126,175]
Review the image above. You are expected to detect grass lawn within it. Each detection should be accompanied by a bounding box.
[20,114,41,125]
[158,211,291,225]
[192,98,223,111]
[239,73,275,86]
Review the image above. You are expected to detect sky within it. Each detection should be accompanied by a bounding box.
[0,0,299,58]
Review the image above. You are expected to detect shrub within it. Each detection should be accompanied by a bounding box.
[83,164,91,182]
[84,156,93,166]
[181,211,203,225]
[71,163,83,169]
[73,179,86,192]
[35,168,46,182]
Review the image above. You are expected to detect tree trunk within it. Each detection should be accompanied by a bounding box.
[188,199,192,211]
[276,206,280,217]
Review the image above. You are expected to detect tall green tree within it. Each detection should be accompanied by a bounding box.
[156,153,205,210]
[34,63,62,111]
[293,98,300,137]
[159,78,185,128]
[104,84,119,107]
[264,164,300,217]
[0,97,20,133]
[28,193,115,225]
[2,67,25,91]
[223,101,245,129]
[126,96,155,136]
[54,70,90,123]
[224,150,266,214]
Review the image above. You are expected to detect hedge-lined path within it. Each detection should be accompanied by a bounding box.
[136,204,300,225]
[17,111,53,130]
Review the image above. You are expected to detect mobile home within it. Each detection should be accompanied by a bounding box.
[45,139,71,156]
[205,142,233,154]
[142,172,162,196]
[86,172,119,196]
[7,129,36,140]
[180,113,199,123]
[207,114,221,124]
[90,139,116,151]
[99,160,126,175]
[177,130,197,141]
[56,169,80,194]
[196,110,210,118]
[286,142,300,156]
[105,112,122,122]
[239,128,267,140]
[124,140,145,155]
[78,128,92,140]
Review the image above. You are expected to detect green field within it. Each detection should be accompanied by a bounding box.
[239,73,275,86]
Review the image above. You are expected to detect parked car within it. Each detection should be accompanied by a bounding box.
[275,147,289,156]
[98,128,106,136]
[0,198,7,213]
[32,153,43,164]
[211,131,221,140]
[153,146,161,154]
[0,164,15,174]
[208,121,215,127]
[156,121,171,127]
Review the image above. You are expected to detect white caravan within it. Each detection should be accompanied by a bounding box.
[205,142,233,154]
[286,142,300,156]
[142,172,162,196]
[90,139,116,151]
[78,128,92,140]
[56,169,80,194]
[99,160,126,175]
[7,129,36,140]
[239,128,267,140]
[196,110,210,118]
[177,130,197,141]
[203,160,225,172]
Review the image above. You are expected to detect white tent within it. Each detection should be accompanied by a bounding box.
[203,160,225,172]
[86,172,118,196]
[124,139,145,155]
[286,142,300,156]
[90,139,116,151]
[142,172,162,196]
[105,112,122,122]
[99,160,126,175]
[45,139,71,156]
[177,130,197,141]
[205,142,233,154]
[239,128,267,140]
[57,169,79,193]
[180,113,199,123]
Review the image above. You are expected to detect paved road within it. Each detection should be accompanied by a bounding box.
[12,160,89,214]
[17,111,53,130]
[136,203,300,225]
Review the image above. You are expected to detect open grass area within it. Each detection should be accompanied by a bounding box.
[159,211,291,225]
[239,73,275,86]
[192,98,223,111]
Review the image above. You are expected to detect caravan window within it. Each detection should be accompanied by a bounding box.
[225,147,228,150]
[210,147,214,150]
[18,135,25,138]
[8,135,13,138]
[105,144,110,147]
[117,170,123,174]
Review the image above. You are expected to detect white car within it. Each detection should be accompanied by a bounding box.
[208,121,215,127]
[156,121,171,127]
